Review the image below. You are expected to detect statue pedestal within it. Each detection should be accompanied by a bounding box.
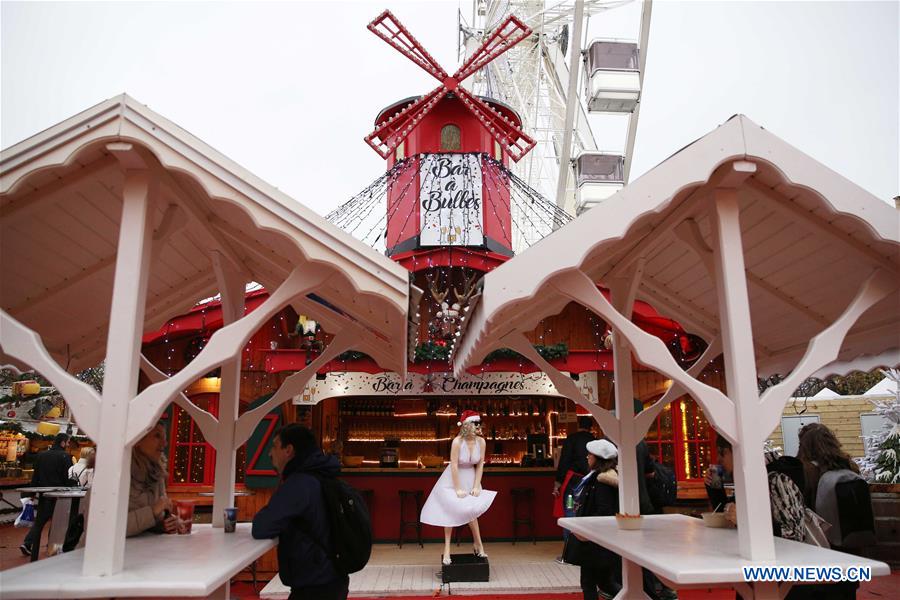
[441,553,490,584]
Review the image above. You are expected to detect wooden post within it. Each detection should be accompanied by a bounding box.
[211,252,245,528]
[82,168,155,576]
[609,280,650,599]
[710,188,775,561]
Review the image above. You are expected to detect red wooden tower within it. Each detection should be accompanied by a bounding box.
[365,10,536,273]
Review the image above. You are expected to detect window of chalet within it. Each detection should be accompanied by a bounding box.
[441,124,461,151]
[645,398,716,481]
[168,395,247,485]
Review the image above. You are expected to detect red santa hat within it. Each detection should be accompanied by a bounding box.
[457,410,481,427]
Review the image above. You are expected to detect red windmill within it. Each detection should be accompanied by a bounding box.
[364,10,537,162]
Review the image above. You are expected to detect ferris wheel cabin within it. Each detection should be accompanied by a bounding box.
[583,39,641,113]
[574,151,626,215]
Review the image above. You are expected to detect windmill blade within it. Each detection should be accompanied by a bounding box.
[364,86,449,159]
[454,15,532,83]
[456,87,536,162]
[368,10,449,82]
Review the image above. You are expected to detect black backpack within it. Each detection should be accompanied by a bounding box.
[816,469,876,549]
[648,460,677,509]
[312,475,373,574]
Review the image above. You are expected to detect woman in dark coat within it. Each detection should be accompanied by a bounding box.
[569,439,622,600]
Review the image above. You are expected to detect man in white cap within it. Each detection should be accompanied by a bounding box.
[564,438,622,600]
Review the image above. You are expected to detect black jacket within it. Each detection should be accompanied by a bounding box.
[635,440,656,514]
[556,430,595,483]
[31,444,72,487]
[252,450,345,589]
[572,470,621,569]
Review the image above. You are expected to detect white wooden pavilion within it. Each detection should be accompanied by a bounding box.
[453,115,898,598]
[0,94,415,597]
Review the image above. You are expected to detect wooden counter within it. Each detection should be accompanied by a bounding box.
[340,466,559,542]
[0,524,275,599]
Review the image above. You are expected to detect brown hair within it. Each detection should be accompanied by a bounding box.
[797,423,857,472]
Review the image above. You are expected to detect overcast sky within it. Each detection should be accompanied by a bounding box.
[2,0,897,216]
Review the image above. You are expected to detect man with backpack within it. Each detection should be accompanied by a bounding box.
[253,424,367,600]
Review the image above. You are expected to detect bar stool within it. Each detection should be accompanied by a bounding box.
[397,490,423,548]
[453,524,471,546]
[511,487,536,544]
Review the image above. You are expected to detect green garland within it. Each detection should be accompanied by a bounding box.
[484,343,569,363]
[414,341,450,362]
[412,341,569,364]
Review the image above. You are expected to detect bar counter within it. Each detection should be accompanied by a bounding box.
[340,466,560,542]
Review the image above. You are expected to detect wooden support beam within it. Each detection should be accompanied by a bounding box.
[210,251,246,528]
[139,356,218,444]
[608,278,641,519]
[234,328,358,447]
[127,264,333,445]
[551,269,736,438]
[212,215,293,275]
[710,186,774,561]
[0,310,102,438]
[758,269,897,434]
[502,331,620,442]
[154,166,250,279]
[635,336,724,437]
[604,160,757,280]
[83,168,156,577]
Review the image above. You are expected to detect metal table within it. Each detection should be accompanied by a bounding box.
[16,486,85,561]
[45,489,87,556]
[559,514,891,600]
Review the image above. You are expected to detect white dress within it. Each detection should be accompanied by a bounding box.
[420,437,497,527]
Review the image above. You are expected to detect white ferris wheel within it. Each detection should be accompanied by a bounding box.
[460,0,652,217]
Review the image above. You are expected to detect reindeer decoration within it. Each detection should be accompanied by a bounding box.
[427,271,482,339]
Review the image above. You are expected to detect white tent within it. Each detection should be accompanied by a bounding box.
[811,387,842,399]
[454,114,898,596]
[864,376,897,396]
[1,94,415,592]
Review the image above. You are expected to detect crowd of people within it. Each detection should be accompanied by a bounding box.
[16,411,876,600]
[550,408,874,600]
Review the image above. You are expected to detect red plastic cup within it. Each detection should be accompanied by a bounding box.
[175,500,194,534]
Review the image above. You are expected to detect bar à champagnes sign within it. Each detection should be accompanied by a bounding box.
[295,371,600,404]
[419,154,483,246]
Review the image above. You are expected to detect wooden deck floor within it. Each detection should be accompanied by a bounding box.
[260,541,581,597]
